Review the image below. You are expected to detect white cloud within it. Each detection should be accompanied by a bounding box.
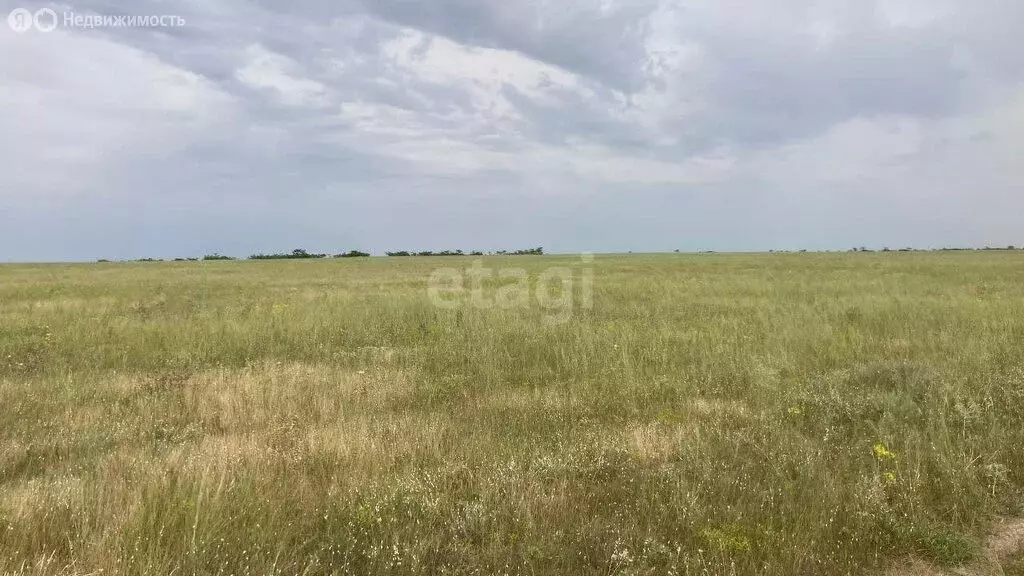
[381,28,585,122]
[235,44,330,108]
[0,28,234,200]
[325,24,727,184]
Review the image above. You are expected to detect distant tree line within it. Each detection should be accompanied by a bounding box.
[105,246,549,263]
[501,247,545,255]
[335,250,371,258]
[849,246,1019,253]
[386,250,485,257]
[102,244,1019,263]
[387,247,543,257]
[761,246,1022,254]
[249,248,328,260]
[386,250,465,257]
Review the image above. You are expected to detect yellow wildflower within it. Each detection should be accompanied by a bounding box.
[873,442,896,460]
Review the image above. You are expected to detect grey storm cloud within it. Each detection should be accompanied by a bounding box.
[349,0,663,90]
[1,0,1022,261]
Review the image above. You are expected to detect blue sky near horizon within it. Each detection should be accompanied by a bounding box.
[1,0,1022,261]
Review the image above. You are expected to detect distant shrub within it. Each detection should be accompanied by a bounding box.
[470,251,484,256]
[386,251,412,257]
[249,249,326,260]
[136,258,163,262]
[334,250,370,258]
[510,247,544,255]
[415,250,464,257]
[203,254,235,261]
[97,259,110,263]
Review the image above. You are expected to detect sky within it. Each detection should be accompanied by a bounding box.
[1,0,1022,261]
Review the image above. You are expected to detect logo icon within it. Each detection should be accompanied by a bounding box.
[7,7,59,32]
[7,8,32,32]
[34,8,57,32]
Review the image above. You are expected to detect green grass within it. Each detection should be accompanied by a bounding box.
[1,252,1023,575]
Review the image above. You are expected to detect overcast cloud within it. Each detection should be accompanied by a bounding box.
[1,0,1021,260]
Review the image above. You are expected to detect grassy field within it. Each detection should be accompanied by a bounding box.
[1,252,1023,575]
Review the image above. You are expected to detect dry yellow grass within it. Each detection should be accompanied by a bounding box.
[1,252,1023,574]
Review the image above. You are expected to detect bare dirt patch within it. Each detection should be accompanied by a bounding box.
[887,517,1024,576]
